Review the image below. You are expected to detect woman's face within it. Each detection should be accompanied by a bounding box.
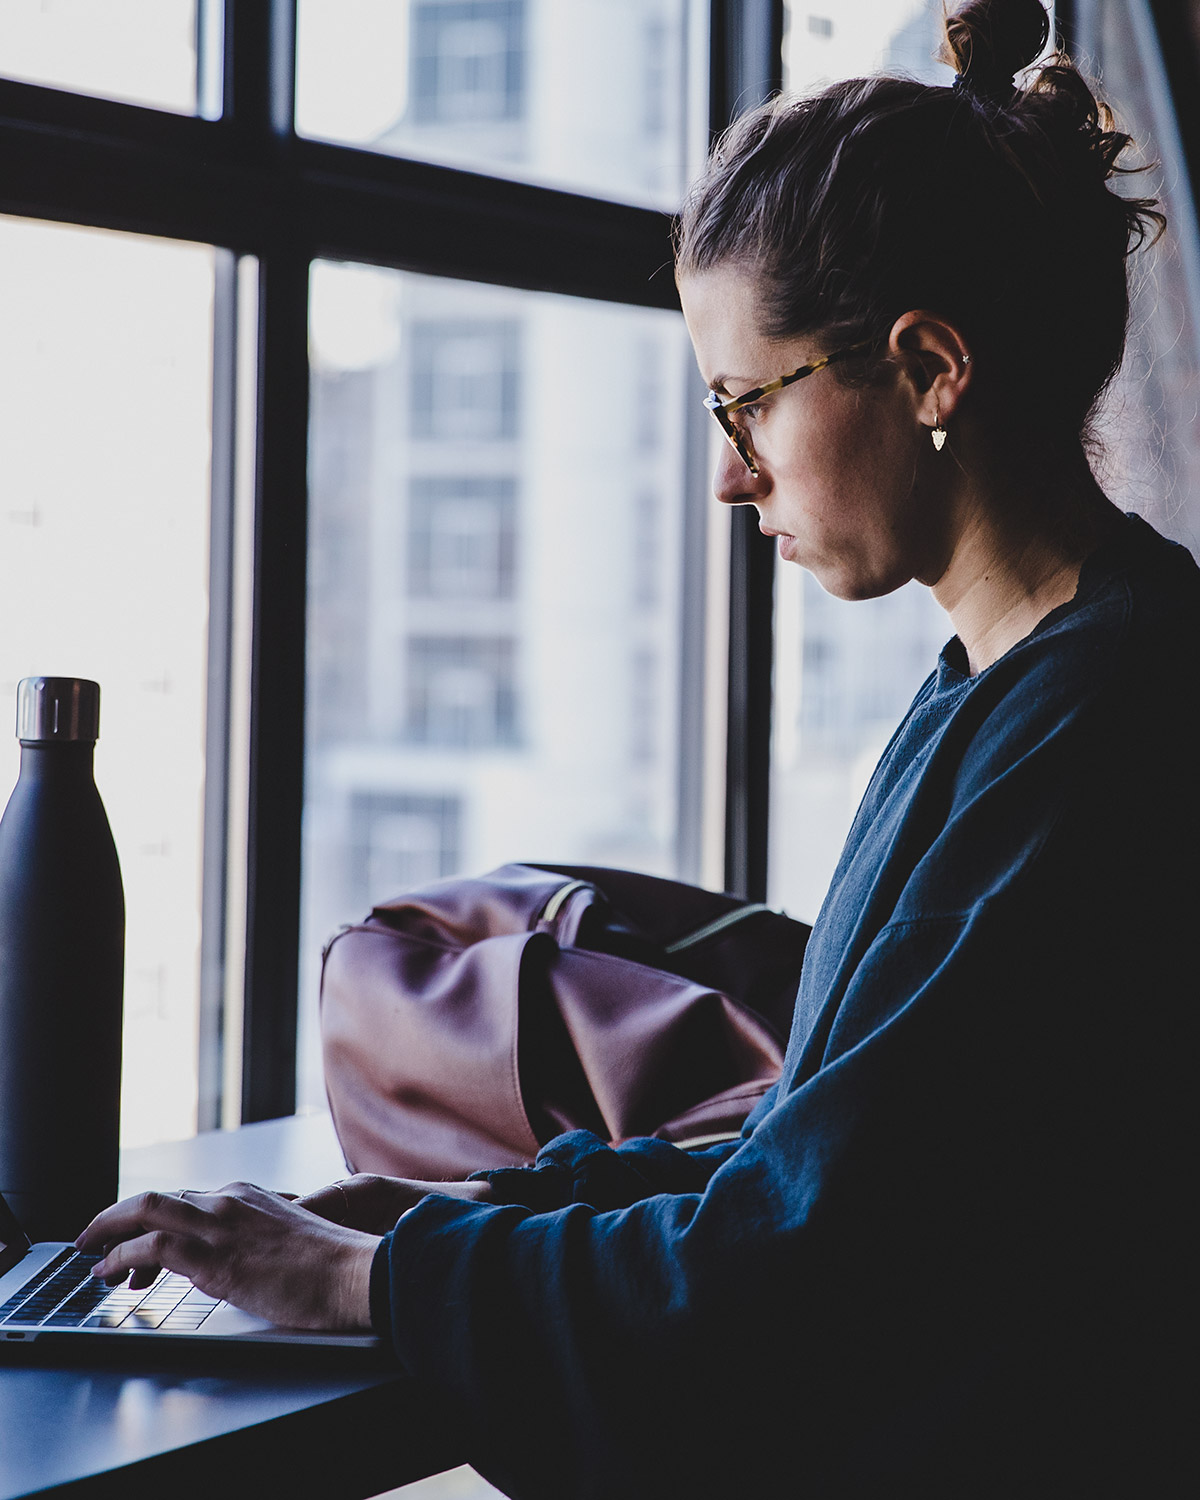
[679,263,943,601]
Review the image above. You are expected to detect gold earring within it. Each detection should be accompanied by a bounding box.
[931,400,947,452]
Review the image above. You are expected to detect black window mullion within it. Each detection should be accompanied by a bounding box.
[232,0,312,1123]
[710,0,784,901]
[241,245,310,1124]
[0,91,678,314]
[225,0,296,140]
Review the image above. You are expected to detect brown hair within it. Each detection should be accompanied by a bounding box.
[675,0,1163,442]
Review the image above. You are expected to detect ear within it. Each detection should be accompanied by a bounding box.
[886,310,973,429]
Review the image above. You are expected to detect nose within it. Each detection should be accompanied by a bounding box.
[712,438,769,507]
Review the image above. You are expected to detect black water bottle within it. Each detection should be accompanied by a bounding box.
[0,678,125,1244]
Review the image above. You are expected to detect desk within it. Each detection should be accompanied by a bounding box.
[0,1114,463,1499]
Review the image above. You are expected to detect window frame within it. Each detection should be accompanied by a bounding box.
[0,0,786,1124]
[9,1,1187,1125]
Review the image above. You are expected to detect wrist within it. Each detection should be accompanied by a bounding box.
[438,1177,493,1203]
[340,1232,382,1330]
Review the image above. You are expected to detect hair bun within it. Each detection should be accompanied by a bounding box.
[943,0,1051,103]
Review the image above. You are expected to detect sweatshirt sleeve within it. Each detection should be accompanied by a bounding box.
[463,1096,771,1214]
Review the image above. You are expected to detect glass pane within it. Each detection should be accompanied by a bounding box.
[1074,0,1200,555]
[299,263,697,1110]
[784,0,953,91]
[296,0,703,210]
[0,216,215,1147]
[771,1,954,921]
[0,0,199,113]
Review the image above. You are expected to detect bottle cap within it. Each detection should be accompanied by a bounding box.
[16,678,101,744]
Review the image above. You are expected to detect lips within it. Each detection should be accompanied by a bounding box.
[759,524,800,563]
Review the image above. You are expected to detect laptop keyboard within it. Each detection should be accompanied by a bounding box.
[0,1249,221,1332]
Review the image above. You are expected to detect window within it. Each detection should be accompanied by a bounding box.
[6,1,1195,1142]
[300,265,695,1111]
[3,3,712,1137]
[0,0,201,114]
[296,0,704,209]
[410,320,520,443]
[411,0,525,125]
[406,636,519,747]
[0,215,223,1147]
[349,791,461,906]
[409,478,517,600]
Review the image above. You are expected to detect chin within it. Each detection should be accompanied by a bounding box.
[808,556,913,602]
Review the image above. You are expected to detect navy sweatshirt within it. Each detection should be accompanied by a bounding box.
[371,513,1197,1498]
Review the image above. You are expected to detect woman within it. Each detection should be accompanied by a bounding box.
[80,1,1195,1493]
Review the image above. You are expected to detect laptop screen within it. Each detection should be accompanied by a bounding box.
[0,1193,32,1277]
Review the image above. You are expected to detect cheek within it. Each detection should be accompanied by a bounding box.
[803,391,911,510]
[858,411,919,516]
[787,395,926,598]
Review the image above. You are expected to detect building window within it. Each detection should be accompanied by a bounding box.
[409,476,517,600]
[406,635,519,747]
[411,0,526,125]
[410,320,520,442]
[350,792,461,906]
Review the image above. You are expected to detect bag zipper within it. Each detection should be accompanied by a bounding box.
[663,903,776,954]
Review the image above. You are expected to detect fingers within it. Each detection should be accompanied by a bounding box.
[75,1185,259,1293]
[90,1227,209,1288]
[76,1189,208,1255]
[70,1178,383,1329]
[296,1179,359,1225]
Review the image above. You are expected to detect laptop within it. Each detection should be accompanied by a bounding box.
[0,1190,379,1357]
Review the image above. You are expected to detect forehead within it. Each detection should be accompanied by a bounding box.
[677,264,803,391]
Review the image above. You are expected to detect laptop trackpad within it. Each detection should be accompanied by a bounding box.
[200,1302,278,1337]
[199,1301,377,1348]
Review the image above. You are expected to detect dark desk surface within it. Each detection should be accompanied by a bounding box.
[0,1115,461,1499]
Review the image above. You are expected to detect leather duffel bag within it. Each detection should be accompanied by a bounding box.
[319,862,810,1181]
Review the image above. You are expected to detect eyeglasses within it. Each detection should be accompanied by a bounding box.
[703,339,876,476]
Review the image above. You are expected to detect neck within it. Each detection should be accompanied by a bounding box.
[925,444,1121,676]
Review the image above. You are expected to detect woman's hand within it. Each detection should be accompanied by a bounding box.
[297,1173,493,1234]
[75,1183,381,1331]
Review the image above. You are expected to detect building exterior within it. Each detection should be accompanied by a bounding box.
[297,0,698,1109]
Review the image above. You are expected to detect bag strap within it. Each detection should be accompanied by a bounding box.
[537,879,594,926]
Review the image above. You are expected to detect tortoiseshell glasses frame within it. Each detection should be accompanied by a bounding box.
[703,339,877,476]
